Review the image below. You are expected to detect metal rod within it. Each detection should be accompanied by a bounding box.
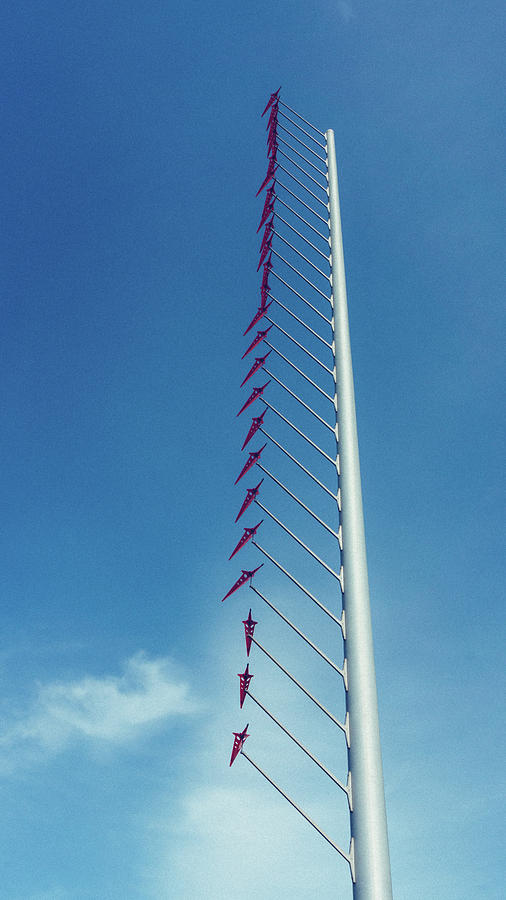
[275,179,329,226]
[265,318,332,372]
[327,129,393,898]
[273,230,331,280]
[262,367,334,431]
[273,211,331,261]
[240,749,354,875]
[268,295,331,348]
[276,136,327,178]
[252,540,343,629]
[278,110,327,149]
[277,122,327,163]
[260,401,335,464]
[277,164,329,208]
[270,270,331,321]
[251,636,348,739]
[246,691,350,800]
[254,500,341,581]
[259,427,338,498]
[264,341,334,402]
[249,586,344,678]
[256,463,340,539]
[277,148,329,193]
[276,195,329,242]
[278,101,326,138]
[271,248,332,301]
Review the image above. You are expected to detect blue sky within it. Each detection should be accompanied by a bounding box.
[1,2,504,898]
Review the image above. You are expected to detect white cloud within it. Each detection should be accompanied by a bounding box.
[0,652,196,769]
[143,784,352,900]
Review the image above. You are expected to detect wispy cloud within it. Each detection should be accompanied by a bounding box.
[0,652,196,771]
[143,784,351,900]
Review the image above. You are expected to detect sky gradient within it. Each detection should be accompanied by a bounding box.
[1,2,504,898]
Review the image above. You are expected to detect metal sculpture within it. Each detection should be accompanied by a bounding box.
[221,91,393,899]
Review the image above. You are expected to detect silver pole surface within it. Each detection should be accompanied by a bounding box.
[326,129,393,899]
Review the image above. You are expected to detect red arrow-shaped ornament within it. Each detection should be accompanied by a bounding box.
[241,328,272,359]
[256,160,278,197]
[243,300,273,336]
[242,609,258,656]
[229,724,249,766]
[234,443,267,484]
[222,565,263,602]
[236,383,270,418]
[238,664,253,708]
[228,521,263,560]
[240,352,271,388]
[261,87,281,117]
[235,480,263,522]
[241,410,267,450]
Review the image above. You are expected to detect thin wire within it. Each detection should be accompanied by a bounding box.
[278,110,327,149]
[273,211,330,261]
[268,296,332,348]
[260,427,338,498]
[249,588,344,677]
[273,230,331,280]
[277,122,327,162]
[252,540,343,628]
[277,148,328,193]
[262,367,334,431]
[256,464,340,539]
[246,691,349,799]
[276,195,329,242]
[276,136,327,177]
[264,316,332,371]
[271,270,331,321]
[240,750,353,869]
[275,179,329,226]
[264,341,334,402]
[278,100,326,137]
[260,400,336,464]
[277,163,329,209]
[271,248,332,301]
[251,636,347,734]
[255,499,341,580]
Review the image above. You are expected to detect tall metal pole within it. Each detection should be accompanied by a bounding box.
[326,129,393,899]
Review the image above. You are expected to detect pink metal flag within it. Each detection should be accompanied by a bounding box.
[229,724,249,766]
[267,119,278,146]
[260,284,271,308]
[266,101,279,130]
[242,609,258,656]
[243,300,273,336]
[261,254,273,289]
[256,159,278,196]
[241,410,267,450]
[241,327,272,359]
[238,664,253,708]
[234,443,267,483]
[257,238,273,271]
[260,216,274,251]
[261,87,281,117]
[222,565,263,602]
[257,187,276,232]
[268,140,278,161]
[235,479,263,522]
[236,385,270,418]
[240,352,271,387]
[228,521,263,560]
[257,201,275,233]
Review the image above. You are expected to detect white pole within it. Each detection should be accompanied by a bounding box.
[326,129,393,899]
